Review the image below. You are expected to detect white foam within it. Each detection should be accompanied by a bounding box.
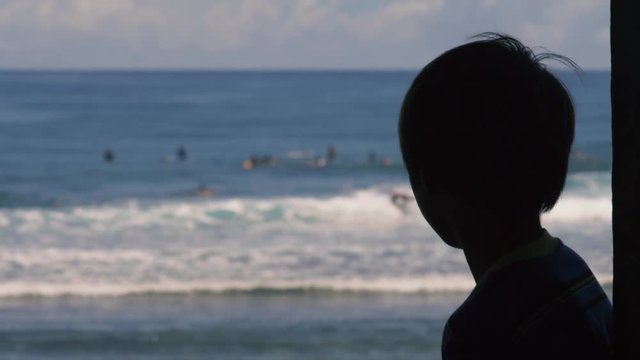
[544,172,612,223]
[0,181,613,298]
[0,275,477,297]
[0,272,613,298]
[0,180,610,237]
[2,186,422,238]
[544,195,611,223]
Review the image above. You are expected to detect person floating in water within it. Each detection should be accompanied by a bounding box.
[243,154,275,170]
[368,151,377,164]
[243,156,256,170]
[195,184,216,197]
[326,145,336,164]
[103,146,114,163]
[176,145,187,161]
[398,34,612,358]
[259,154,274,166]
[390,191,414,213]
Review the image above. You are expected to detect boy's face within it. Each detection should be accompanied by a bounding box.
[409,175,463,249]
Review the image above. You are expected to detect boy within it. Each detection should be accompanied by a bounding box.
[398,34,612,359]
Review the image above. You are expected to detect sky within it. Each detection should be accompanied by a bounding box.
[0,0,610,70]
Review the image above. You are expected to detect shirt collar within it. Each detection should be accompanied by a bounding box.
[479,228,559,283]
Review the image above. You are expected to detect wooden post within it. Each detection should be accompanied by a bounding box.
[611,0,640,358]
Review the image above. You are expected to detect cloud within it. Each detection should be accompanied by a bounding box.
[49,0,135,32]
[520,23,569,49]
[515,0,606,47]
[193,0,444,49]
[0,0,611,69]
[0,0,445,48]
[286,0,332,30]
[516,0,609,68]
[0,0,135,31]
[482,0,500,10]
[201,1,280,50]
[340,0,443,40]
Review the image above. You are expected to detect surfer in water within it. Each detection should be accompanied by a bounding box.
[243,154,275,170]
[103,146,115,163]
[177,145,187,161]
[368,151,377,164]
[326,145,336,164]
[195,184,216,197]
[390,192,414,213]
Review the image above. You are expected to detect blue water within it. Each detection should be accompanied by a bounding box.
[0,71,411,206]
[0,70,612,359]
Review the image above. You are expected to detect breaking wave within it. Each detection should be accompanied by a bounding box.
[0,172,612,298]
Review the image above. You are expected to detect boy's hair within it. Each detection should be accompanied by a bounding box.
[399,34,576,217]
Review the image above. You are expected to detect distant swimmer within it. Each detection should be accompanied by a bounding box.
[391,192,414,213]
[243,154,275,170]
[326,145,336,163]
[242,158,256,170]
[242,158,255,171]
[195,184,216,197]
[381,156,393,166]
[368,151,377,164]
[176,145,187,161]
[259,154,275,166]
[103,146,115,163]
[243,155,260,170]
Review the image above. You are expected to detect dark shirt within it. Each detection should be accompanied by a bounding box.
[442,230,612,359]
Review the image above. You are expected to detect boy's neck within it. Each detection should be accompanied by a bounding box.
[461,215,543,283]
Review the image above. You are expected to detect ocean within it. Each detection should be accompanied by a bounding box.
[0,70,612,359]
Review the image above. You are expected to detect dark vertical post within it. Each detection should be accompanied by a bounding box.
[611,0,640,358]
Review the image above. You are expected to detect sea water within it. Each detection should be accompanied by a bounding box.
[0,70,611,359]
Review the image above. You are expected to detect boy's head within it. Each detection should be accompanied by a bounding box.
[399,34,575,232]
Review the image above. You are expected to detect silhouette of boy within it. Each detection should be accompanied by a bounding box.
[398,34,612,359]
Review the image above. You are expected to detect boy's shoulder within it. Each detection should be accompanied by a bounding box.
[442,234,612,359]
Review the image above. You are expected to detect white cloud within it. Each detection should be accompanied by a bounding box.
[482,0,500,10]
[520,23,569,49]
[0,0,611,69]
[194,0,444,48]
[562,0,603,12]
[201,1,280,50]
[341,0,443,40]
[0,0,134,31]
[287,0,332,29]
[53,0,134,31]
